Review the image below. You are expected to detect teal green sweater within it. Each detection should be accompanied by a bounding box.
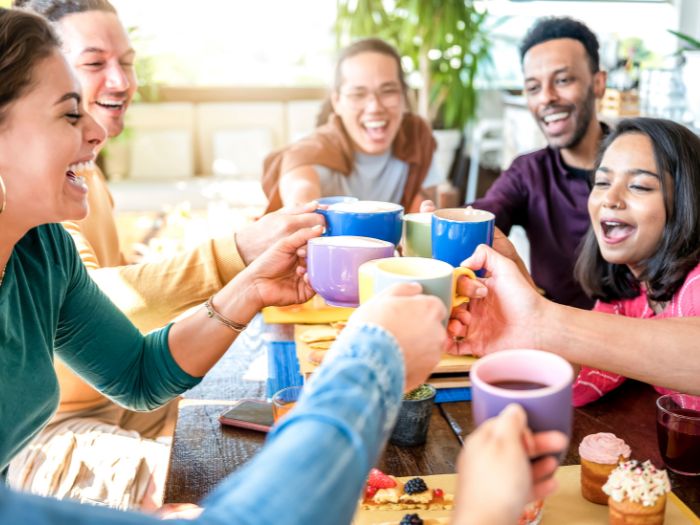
[0,224,201,469]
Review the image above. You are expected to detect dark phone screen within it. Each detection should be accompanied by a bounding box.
[220,400,274,428]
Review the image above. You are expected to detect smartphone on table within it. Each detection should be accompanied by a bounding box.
[219,399,274,433]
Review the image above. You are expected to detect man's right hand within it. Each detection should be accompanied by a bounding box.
[235,202,326,266]
[349,282,447,391]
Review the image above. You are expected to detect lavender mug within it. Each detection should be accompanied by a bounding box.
[470,349,573,437]
[307,236,395,307]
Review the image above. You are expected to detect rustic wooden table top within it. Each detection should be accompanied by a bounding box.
[164,328,700,516]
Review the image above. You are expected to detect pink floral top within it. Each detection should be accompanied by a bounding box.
[572,262,700,410]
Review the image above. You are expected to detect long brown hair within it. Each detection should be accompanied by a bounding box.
[0,8,60,126]
[316,37,410,127]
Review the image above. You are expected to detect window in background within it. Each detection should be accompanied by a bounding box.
[111,0,336,86]
[112,0,678,90]
[479,0,678,89]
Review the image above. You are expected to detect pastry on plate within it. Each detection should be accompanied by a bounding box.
[308,340,334,350]
[307,349,327,365]
[603,460,670,525]
[579,432,631,504]
[374,514,449,525]
[299,327,337,344]
[361,469,453,511]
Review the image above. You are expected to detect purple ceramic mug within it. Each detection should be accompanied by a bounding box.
[307,236,395,307]
[470,349,573,436]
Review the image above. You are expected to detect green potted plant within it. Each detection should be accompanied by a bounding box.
[335,0,495,179]
[669,29,700,129]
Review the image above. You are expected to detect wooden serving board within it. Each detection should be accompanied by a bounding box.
[295,324,476,378]
[353,467,700,525]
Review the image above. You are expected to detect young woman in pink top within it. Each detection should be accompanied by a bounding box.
[572,118,700,408]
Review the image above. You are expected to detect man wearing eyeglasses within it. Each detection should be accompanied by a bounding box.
[261,38,440,213]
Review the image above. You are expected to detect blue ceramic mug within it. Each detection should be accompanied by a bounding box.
[316,200,404,246]
[431,207,495,268]
[316,196,359,206]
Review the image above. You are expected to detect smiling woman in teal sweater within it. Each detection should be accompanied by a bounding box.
[0,8,322,472]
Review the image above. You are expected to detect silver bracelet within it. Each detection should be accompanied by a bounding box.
[203,295,248,333]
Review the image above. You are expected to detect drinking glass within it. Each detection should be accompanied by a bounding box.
[272,385,303,423]
[656,393,700,476]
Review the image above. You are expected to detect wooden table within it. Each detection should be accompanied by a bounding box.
[164,327,700,516]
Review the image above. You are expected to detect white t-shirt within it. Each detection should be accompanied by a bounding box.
[314,150,441,204]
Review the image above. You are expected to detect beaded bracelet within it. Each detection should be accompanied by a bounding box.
[203,295,248,333]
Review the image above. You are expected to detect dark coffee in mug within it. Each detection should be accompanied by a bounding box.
[489,379,548,391]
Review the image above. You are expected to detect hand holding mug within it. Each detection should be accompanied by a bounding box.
[446,245,548,356]
[235,201,326,265]
[234,225,324,312]
[452,404,568,525]
[350,282,447,391]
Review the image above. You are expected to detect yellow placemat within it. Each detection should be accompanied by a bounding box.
[352,467,699,525]
[295,324,476,378]
[544,465,699,524]
[262,295,354,324]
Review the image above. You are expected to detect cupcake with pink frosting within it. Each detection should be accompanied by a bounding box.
[603,460,671,525]
[579,432,632,505]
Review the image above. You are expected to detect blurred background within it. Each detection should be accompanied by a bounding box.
[4,0,700,259]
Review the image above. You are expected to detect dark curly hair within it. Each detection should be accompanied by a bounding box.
[575,118,700,304]
[12,0,116,21]
[0,8,60,126]
[520,17,600,73]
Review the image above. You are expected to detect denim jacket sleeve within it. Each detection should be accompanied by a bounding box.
[199,322,405,525]
[0,323,404,525]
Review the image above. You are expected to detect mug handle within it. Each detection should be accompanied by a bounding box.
[452,267,477,307]
[314,208,330,236]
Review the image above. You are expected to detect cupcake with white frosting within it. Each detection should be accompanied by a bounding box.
[603,460,671,525]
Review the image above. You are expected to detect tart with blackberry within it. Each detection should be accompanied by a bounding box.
[361,469,453,511]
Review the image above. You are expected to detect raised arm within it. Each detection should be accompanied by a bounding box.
[449,245,700,395]
[3,285,447,525]
[279,165,322,207]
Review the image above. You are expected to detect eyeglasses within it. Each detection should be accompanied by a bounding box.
[339,86,403,110]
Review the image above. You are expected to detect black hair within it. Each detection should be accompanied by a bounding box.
[0,8,60,126]
[12,0,116,21]
[520,17,600,73]
[575,118,700,303]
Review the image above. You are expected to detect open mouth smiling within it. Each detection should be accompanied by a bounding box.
[600,219,634,240]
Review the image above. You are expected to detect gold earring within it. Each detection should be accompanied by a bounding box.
[0,174,6,215]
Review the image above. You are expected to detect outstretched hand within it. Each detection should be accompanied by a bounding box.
[452,404,568,525]
[239,224,323,310]
[446,245,547,356]
[235,202,326,265]
[350,282,447,391]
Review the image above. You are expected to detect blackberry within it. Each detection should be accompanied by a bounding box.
[399,513,423,525]
[403,477,428,495]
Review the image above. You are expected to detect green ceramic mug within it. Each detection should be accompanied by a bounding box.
[402,212,433,258]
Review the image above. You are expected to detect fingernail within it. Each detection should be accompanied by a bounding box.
[475,286,487,298]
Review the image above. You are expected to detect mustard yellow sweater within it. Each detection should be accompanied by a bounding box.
[58,168,245,411]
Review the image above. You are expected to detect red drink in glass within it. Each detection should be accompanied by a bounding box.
[656,394,700,476]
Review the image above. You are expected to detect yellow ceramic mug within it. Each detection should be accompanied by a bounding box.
[358,257,475,312]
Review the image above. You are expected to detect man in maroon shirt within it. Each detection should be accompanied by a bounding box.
[426,17,607,309]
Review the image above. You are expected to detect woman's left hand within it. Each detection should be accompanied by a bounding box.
[240,224,323,309]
